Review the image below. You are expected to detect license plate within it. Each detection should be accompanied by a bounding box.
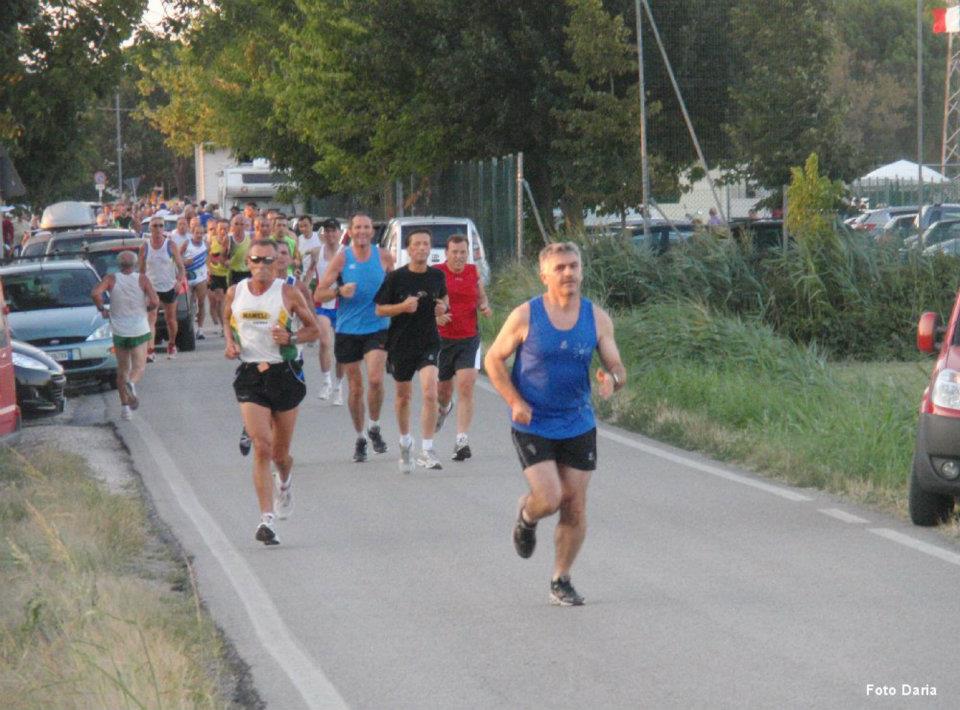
[48,350,74,362]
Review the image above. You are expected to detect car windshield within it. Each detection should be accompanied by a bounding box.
[1,269,98,312]
[401,223,468,249]
[86,251,124,278]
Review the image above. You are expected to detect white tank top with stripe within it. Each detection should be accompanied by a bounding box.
[230,279,296,364]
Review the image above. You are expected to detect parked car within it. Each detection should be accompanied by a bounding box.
[0,279,22,443]
[916,203,960,233]
[78,238,147,278]
[380,216,490,284]
[875,213,918,245]
[19,228,139,263]
[908,298,960,524]
[0,261,116,387]
[628,221,695,255]
[851,205,918,234]
[11,339,66,414]
[729,218,787,250]
[915,218,960,254]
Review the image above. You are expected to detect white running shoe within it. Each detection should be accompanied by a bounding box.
[120,404,132,421]
[399,440,414,474]
[416,448,442,470]
[125,381,139,410]
[273,470,293,520]
[318,381,332,400]
[332,384,344,406]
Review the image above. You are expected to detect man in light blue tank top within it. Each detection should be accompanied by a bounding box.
[485,242,626,607]
[314,213,395,462]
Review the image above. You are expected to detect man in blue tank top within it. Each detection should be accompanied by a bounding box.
[314,213,395,462]
[485,242,626,606]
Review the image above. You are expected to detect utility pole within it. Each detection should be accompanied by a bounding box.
[115,90,124,195]
[634,0,651,241]
[919,0,925,199]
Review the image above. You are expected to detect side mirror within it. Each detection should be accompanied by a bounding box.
[918,311,942,353]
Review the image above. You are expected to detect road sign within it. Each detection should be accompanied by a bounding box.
[94,171,107,186]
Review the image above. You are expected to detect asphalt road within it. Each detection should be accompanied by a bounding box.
[64,337,960,709]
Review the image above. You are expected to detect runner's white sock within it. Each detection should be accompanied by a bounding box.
[369,419,380,430]
[322,370,331,383]
[422,438,434,451]
[457,433,468,444]
[400,433,413,448]
[261,512,275,526]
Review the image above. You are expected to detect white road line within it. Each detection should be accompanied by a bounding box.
[128,417,348,710]
[870,528,960,568]
[819,508,869,524]
[475,379,811,503]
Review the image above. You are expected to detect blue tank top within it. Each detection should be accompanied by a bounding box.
[336,245,389,334]
[511,296,597,439]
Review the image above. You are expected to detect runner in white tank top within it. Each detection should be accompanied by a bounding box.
[181,222,209,340]
[311,218,343,402]
[91,250,160,420]
[223,238,320,546]
[139,216,186,360]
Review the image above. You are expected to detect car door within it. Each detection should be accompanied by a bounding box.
[0,281,21,440]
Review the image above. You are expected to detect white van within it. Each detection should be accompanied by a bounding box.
[379,216,490,284]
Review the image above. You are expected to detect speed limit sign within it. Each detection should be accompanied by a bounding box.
[94,171,107,186]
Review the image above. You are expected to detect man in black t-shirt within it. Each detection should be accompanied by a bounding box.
[375,229,448,471]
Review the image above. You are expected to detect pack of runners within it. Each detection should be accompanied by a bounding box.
[88,204,627,606]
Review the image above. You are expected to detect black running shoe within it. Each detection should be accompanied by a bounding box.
[239,428,252,457]
[368,425,387,454]
[255,522,279,546]
[549,576,585,606]
[452,443,472,461]
[512,499,536,559]
[353,436,368,463]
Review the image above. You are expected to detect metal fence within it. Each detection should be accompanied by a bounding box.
[848,173,960,208]
[307,154,520,266]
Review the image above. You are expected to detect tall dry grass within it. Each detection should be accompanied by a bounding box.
[0,445,230,709]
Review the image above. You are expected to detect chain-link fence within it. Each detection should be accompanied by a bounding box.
[307,154,520,267]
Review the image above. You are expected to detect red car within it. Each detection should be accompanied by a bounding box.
[911,299,960,524]
[0,280,22,443]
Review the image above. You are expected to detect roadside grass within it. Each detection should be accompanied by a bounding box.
[482,262,930,516]
[0,443,231,709]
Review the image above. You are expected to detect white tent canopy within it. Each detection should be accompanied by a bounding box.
[857,159,949,184]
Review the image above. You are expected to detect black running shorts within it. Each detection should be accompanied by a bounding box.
[208,274,228,291]
[157,288,177,305]
[334,329,388,364]
[233,360,306,412]
[438,335,481,381]
[511,427,597,471]
[388,349,439,382]
[229,270,250,286]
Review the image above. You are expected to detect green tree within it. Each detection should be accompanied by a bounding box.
[725,0,855,195]
[552,0,656,225]
[2,0,146,204]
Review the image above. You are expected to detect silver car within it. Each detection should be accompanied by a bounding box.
[0,261,116,386]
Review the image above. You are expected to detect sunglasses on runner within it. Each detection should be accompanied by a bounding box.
[248,255,276,265]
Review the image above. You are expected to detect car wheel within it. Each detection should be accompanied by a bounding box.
[909,450,955,526]
[176,317,196,352]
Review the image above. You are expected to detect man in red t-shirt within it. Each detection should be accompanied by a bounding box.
[435,234,492,460]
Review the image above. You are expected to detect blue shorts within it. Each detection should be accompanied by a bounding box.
[315,307,337,328]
